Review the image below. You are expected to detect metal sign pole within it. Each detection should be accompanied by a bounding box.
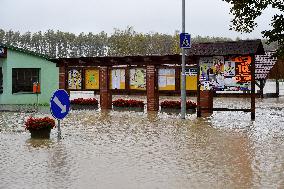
[36,90,39,112]
[181,0,186,119]
[57,119,61,139]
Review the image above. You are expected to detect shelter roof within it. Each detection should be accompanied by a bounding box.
[51,39,265,66]
[188,39,265,56]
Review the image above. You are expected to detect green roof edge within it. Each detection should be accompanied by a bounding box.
[0,43,52,60]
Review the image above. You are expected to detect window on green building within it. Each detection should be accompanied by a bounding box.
[12,68,40,93]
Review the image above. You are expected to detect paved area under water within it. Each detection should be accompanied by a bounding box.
[0,97,284,189]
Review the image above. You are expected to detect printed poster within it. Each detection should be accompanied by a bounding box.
[199,57,213,90]
[224,61,235,77]
[68,69,82,89]
[111,69,125,89]
[158,76,167,88]
[183,68,197,90]
[166,77,175,86]
[130,68,146,90]
[199,56,251,91]
[85,69,99,89]
[158,68,175,90]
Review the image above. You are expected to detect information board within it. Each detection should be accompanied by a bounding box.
[68,69,82,90]
[199,56,252,91]
[130,68,146,90]
[255,51,277,79]
[85,69,99,89]
[158,69,175,90]
[111,69,125,89]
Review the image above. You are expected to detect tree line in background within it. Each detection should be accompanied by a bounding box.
[0,27,278,58]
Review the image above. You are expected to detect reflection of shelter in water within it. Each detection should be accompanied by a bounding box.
[47,142,75,188]
[173,120,254,188]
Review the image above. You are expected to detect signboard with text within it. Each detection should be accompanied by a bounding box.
[255,51,277,79]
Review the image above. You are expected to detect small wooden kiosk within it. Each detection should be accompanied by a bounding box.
[189,40,265,120]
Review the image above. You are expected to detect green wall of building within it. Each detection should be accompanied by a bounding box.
[0,49,59,104]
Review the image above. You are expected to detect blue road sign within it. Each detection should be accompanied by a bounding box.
[180,33,191,48]
[50,89,70,120]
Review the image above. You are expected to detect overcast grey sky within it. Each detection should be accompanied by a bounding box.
[0,0,278,39]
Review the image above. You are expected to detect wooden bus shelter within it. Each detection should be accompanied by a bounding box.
[51,40,265,120]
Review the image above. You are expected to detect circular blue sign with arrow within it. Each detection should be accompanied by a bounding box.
[50,89,70,120]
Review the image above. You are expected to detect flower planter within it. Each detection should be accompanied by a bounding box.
[71,104,98,110]
[160,100,197,114]
[25,117,55,139]
[70,98,99,110]
[29,128,51,139]
[113,106,144,112]
[160,108,196,114]
[112,99,145,112]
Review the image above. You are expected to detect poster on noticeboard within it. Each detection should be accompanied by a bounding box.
[68,69,82,90]
[85,69,99,89]
[199,56,252,91]
[130,68,146,90]
[158,69,175,90]
[111,69,125,89]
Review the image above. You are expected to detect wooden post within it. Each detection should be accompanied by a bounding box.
[276,79,280,97]
[146,65,159,111]
[200,90,213,115]
[251,55,256,120]
[276,61,280,97]
[175,66,181,93]
[99,66,112,109]
[81,68,85,90]
[125,66,130,94]
[59,66,66,90]
[260,79,264,98]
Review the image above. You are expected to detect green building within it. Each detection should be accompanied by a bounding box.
[0,44,59,104]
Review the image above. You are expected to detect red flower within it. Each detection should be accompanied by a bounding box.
[160,100,197,109]
[112,99,145,108]
[25,117,55,131]
[70,98,98,105]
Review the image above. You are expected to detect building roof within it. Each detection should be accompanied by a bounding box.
[268,58,284,79]
[52,54,186,67]
[188,39,265,56]
[0,43,51,60]
[51,39,265,66]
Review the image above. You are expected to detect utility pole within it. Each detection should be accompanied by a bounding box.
[181,0,186,119]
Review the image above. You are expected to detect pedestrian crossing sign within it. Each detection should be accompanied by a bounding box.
[180,33,191,48]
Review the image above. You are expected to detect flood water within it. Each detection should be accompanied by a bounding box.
[0,96,284,189]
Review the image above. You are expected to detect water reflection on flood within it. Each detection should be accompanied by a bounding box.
[0,97,284,189]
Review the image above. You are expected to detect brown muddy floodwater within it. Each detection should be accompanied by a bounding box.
[0,97,284,189]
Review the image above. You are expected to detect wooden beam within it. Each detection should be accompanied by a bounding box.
[251,54,256,120]
[276,79,280,97]
[255,81,261,88]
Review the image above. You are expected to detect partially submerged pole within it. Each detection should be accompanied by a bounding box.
[181,0,186,119]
